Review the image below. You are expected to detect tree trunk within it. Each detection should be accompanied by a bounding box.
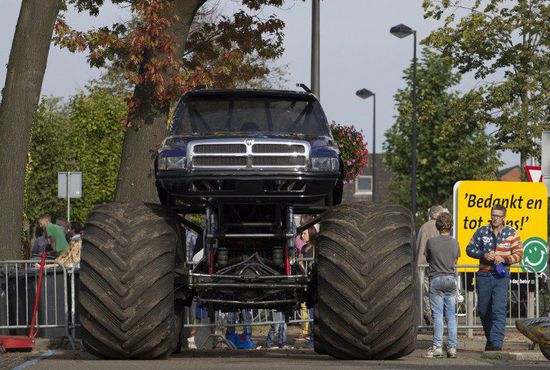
[114,0,206,203]
[0,0,62,260]
[520,150,528,181]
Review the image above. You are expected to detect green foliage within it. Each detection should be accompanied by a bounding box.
[329,123,368,182]
[384,49,502,216]
[24,98,72,223]
[423,0,550,166]
[24,78,126,225]
[56,0,288,126]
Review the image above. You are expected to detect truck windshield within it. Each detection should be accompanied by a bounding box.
[170,96,330,136]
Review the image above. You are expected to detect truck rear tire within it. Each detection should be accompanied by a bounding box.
[314,203,417,360]
[79,203,182,359]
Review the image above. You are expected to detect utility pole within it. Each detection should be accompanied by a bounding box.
[311,0,320,98]
[411,30,418,217]
[372,93,376,202]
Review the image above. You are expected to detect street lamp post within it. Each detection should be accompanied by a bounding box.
[356,88,376,202]
[390,23,418,217]
[311,0,320,98]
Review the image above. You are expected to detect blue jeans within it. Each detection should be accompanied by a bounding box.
[429,275,458,347]
[226,309,252,336]
[266,311,287,347]
[476,272,509,347]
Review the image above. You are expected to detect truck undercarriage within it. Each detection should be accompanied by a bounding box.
[178,203,315,313]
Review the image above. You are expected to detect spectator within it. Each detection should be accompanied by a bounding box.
[418,205,446,264]
[55,238,82,269]
[423,212,460,359]
[295,215,315,343]
[67,222,83,241]
[298,227,317,346]
[187,300,207,350]
[466,204,523,351]
[265,310,287,349]
[44,222,83,269]
[226,310,254,349]
[38,215,69,256]
[186,228,198,263]
[417,205,445,325]
[296,215,314,256]
[55,216,70,242]
[185,218,205,349]
[32,226,54,258]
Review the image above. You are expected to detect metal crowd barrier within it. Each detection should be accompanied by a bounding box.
[182,306,313,349]
[417,264,541,333]
[1,254,312,350]
[182,257,315,348]
[0,260,76,348]
[184,307,312,328]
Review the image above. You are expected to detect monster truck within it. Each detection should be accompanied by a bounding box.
[79,88,417,359]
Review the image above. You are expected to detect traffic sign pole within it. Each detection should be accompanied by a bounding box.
[67,171,71,223]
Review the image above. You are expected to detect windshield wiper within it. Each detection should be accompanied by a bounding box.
[287,102,314,133]
[189,105,211,132]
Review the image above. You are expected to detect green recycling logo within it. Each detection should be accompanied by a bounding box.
[521,237,548,273]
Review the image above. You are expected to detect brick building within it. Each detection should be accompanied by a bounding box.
[342,153,393,204]
[341,159,524,206]
[498,165,522,181]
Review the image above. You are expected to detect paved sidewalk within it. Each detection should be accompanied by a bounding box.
[417,333,547,361]
[4,331,547,369]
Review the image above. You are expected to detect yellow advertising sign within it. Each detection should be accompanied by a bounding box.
[453,181,548,272]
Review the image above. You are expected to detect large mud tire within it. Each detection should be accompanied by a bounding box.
[79,203,182,359]
[314,203,417,360]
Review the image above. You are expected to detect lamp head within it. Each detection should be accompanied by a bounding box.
[356,88,374,99]
[390,24,414,38]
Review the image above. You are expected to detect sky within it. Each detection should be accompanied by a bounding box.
[0,0,518,167]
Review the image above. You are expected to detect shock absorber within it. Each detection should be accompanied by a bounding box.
[206,206,219,274]
[272,246,283,268]
[286,205,295,275]
[217,248,228,268]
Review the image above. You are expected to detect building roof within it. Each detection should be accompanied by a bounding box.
[498,165,520,177]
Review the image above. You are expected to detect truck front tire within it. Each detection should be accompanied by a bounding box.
[314,203,417,359]
[79,203,182,359]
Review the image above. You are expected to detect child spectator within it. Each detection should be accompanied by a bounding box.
[423,212,460,359]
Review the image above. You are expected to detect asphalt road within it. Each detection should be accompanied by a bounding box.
[21,348,550,370]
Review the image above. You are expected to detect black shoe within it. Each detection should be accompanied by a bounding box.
[485,344,502,351]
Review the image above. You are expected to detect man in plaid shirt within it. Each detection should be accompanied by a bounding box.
[466,204,523,351]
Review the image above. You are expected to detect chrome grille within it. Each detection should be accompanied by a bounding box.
[252,144,305,154]
[189,139,309,170]
[193,157,247,167]
[252,156,306,167]
[194,144,246,154]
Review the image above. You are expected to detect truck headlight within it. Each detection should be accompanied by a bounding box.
[311,157,339,172]
[158,156,186,170]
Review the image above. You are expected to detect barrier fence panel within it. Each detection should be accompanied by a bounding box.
[0,260,75,348]
[417,264,541,332]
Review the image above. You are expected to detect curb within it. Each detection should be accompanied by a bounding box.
[481,351,547,361]
[32,338,51,353]
[417,338,531,352]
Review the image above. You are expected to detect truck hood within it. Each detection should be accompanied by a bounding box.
[160,133,337,151]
